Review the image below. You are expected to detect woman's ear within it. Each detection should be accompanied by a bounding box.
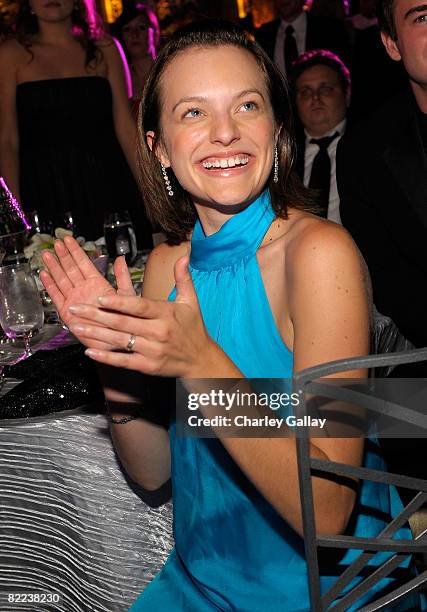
[146,131,171,167]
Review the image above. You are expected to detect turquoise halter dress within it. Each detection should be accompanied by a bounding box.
[130,191,420,611]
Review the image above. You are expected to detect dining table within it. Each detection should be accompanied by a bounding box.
[0,324,173,611]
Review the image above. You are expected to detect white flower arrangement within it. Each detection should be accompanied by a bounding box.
[25,229,146,296]
[25,228,101,271]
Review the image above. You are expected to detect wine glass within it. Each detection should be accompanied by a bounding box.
[103,210,138,265]
[0,262,44,357]
[60,210,84,238]
[27,210,53,236]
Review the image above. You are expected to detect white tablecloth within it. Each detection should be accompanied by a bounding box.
[0,411,173,611]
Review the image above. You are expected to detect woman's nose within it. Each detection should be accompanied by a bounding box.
[210,114,240,146]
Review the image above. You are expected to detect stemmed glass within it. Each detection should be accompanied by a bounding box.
[0,262,44,357]
[103,210,138,265]
[27,210,53,236]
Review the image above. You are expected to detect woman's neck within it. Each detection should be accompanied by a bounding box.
[194,199,253,237]
[35,19,74,45]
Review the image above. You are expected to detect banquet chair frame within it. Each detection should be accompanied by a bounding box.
[294,347,427,611]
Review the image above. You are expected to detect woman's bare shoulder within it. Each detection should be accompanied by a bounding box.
[285,212,369,292]
[142,240,190,300]
[0,38,30,66]
[286,212,358,261]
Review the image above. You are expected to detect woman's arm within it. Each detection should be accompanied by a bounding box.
[41,238,181,491]
[103,242,188,491]
[186,223,368,536]
[101,37,139,180]
[0,41,21,199]
[101,374,171,492]
[216,222,369,536]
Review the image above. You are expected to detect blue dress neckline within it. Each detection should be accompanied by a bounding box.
[190,190,275,271]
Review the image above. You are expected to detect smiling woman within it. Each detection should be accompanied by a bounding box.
[40,19,422,612]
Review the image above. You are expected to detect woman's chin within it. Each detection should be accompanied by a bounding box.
[194,187,262,212]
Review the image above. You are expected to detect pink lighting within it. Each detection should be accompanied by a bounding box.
[114,36,133,98]
[0,177,31,232]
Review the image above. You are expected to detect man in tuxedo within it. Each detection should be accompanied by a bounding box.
[337,0,427,487]
[255,0,350,78]
[337,0,427,351]
[291,50,351,223]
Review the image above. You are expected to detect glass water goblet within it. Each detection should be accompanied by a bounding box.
[0,262,44,357]
[27,210,53,236]
[103,210,138,265]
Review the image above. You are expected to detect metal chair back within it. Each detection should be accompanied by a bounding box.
[294,348,427,611]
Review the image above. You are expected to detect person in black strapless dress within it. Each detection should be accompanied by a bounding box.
[0,0,153,247]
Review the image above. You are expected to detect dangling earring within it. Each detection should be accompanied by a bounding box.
[273,146,279,184]
[161,163,174,197]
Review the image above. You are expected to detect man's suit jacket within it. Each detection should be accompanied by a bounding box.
[337,89,427,349]
[255,15,350,67]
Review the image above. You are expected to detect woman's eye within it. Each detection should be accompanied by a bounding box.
[184,108,202,118]
[240,101,258,112]
[415,13,427,22]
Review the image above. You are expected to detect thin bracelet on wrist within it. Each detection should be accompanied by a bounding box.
[105,400,139,425]
[108,413,138,425]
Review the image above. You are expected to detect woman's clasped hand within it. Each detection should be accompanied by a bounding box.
[40,236,134,350]
[42,237,224,378]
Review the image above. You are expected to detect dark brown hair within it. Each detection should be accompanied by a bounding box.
[138,19,313,245]
[377,0,397,40]
[290,49,351,96]
[14,0,105,66]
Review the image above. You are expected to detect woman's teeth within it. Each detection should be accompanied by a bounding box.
[202,156,249,169]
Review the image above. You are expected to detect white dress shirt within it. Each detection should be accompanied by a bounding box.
[274,13,307,76]
[303,119,346,224]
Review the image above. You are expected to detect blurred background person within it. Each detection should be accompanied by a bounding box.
[0,0,153,247]
[112,2,160,116]
[291,49,350,223]
[346,0,407,119]
[255,0,350,78]
[338,0,427,353]
[0,0,15,43]
[310,0,349,20]
[338,0,427,496]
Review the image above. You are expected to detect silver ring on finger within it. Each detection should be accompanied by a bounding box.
[125,333,136,353]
